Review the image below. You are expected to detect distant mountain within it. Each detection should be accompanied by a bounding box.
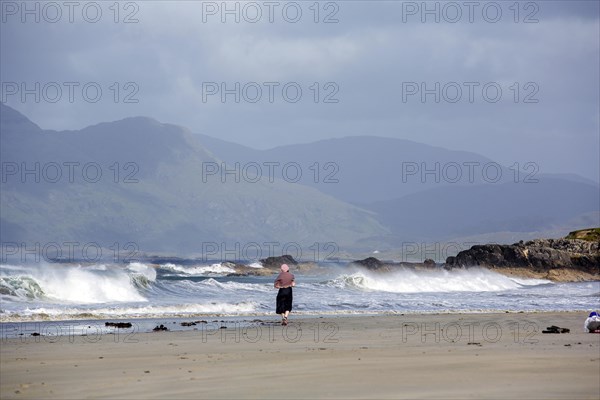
[0,104,388,256]
[362,179,600,244]
[196,133,600,247]
[196,134,507,204]
[3,104,597,258]
[196,134,599,203]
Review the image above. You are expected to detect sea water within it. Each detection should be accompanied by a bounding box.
[1,262,598,324]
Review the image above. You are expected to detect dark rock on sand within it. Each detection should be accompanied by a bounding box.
[153,324,168,332]
[105,322,133,328]
[542,326,570,334]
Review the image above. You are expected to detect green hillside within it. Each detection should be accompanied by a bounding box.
[565,228,600,242]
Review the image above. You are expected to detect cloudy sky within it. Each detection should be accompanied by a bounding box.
[1,0,599,182]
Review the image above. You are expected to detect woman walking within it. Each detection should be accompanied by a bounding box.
[274,264,295,325]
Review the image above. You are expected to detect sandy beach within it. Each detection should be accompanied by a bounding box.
[1,312,599,399]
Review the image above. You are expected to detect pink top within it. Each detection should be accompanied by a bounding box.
[274,271,295,288]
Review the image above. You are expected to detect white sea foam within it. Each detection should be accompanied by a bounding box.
[1,262,594,324]
[506,276,553,286]
[0,276,45,300]
[127,262,157,282]
[200,278,272,292]
[160,263,235,275]
[0,264,147,303]
[1,301,258,321]
[0,264,31,272]
[328,268,551,293]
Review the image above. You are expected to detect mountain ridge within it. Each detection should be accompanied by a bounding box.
[2,103,598,256]
[194,126,599,246]
[0,104,388,255]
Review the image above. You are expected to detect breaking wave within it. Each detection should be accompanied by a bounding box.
[0,263,155,304]
[2,261,594,324]
[199,278,272,292]
[160,263,236,276]
[0,276,45,299]
[327,268,552,293]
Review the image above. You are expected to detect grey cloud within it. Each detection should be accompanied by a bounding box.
[1,0,598,181]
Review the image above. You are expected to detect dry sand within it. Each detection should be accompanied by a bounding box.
[1,312,599,399]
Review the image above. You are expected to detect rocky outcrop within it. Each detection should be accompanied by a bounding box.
[350,257,440,272]
[445,238,600,281]
[224,255,317,276]
[352,257,385,270]
[259,255,298,270]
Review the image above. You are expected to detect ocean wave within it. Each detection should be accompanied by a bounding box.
[0,264,148,304]
[127,262,157,280]
[505,276,553,286]
[2,262,593,323]
[326,268,551,293]
[0,276,46,300]
[160,263,236,276]
[126,262,157,289]
[0,301,259,322]
[200,278,272,292]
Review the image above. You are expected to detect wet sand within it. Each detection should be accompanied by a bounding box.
[1,312,599,399]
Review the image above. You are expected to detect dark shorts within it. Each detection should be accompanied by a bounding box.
[276,287,293,314]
